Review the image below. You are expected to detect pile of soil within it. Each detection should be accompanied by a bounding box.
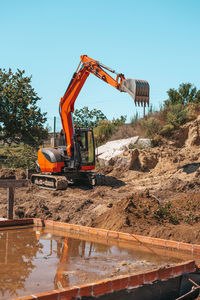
[91,191,162,231]
[0,168,26,179]
[91,191,200,243]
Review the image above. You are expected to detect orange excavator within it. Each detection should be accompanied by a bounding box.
[31,55,149,190]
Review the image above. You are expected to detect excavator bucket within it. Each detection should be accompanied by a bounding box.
[120,79,150,106]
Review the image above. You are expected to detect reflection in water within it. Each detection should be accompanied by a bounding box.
[0,227,43,298]
[0,226,185,299]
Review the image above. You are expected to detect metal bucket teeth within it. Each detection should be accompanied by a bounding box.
[120,79,150,106]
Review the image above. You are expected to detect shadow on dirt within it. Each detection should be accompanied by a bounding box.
[180,163,200,174]
[71,175,125,190]
[100,175,126,188]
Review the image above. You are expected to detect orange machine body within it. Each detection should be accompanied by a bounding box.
[38,148,95,173]
[38,148,65,173]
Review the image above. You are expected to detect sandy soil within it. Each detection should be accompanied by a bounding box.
[0,117,200,245]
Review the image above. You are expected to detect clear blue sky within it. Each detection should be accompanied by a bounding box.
[1,0,200,131]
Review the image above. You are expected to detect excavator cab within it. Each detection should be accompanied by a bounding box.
[74,128,95,169]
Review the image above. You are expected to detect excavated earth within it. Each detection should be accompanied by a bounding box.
[0,116,200,244]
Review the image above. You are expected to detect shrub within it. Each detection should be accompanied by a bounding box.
[130,112,139,127]
[94,120,115,145]
[94,116,127,146]
[4,145,37,169]
[154,201,179,225]
[167,104,189,127]
[165,83,200,106]
[112,115,127,126]
[160,124,175,137]
[140,117,161,138]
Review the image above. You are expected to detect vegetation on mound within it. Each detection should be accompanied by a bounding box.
[129,83,200,141]
[91,192,200,234]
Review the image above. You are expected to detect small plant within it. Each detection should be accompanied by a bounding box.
[141,117,161,138]
[130,112,139,127]
[169,215,179,225]
[94,120,115,146]
[184,212,196,224]
[112,115,127,126]
[154,201,179,225]
[167,104,189,127]
[160,124,175,137]
[4,145,37,169]
[138,202,143,208]
[148,104,154,115]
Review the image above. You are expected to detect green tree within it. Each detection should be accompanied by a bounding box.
[112,115,127,126]
[165,83,200,107]
[0,68,48,146]
[73,106,107,127]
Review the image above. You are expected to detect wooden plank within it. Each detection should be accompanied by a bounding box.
[8,187,14,219]
[0,179,28,188]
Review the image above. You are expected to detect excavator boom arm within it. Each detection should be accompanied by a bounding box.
[59,55,149,157]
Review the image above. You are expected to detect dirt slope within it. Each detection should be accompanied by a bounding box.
[0,116,200,244]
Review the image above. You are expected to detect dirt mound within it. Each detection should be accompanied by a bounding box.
[102,115,200,173]
[139,151,158,171]
[168,193,200,224]
[90,191,200,243]
[90,192,160,232]
[0,168,26,179]
[0,168,15,179]
[185,115,200,147]
[90,191,180,232]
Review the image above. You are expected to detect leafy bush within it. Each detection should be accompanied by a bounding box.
[4,145,37,169]
[165,83,200,107]
[154,201,179,225]
[94,120,115,145]
[140,117,161,138]
[112,115,127,126]
[167,104,189,127]
[159,124,175,137]
[94,115,127,146]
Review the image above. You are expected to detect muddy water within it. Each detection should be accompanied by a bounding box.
[0,226,186,299]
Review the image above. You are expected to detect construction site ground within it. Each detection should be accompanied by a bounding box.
[0,117,200,245]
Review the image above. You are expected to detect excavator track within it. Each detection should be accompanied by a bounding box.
[31,174,68,190]
[31,172,103,190]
